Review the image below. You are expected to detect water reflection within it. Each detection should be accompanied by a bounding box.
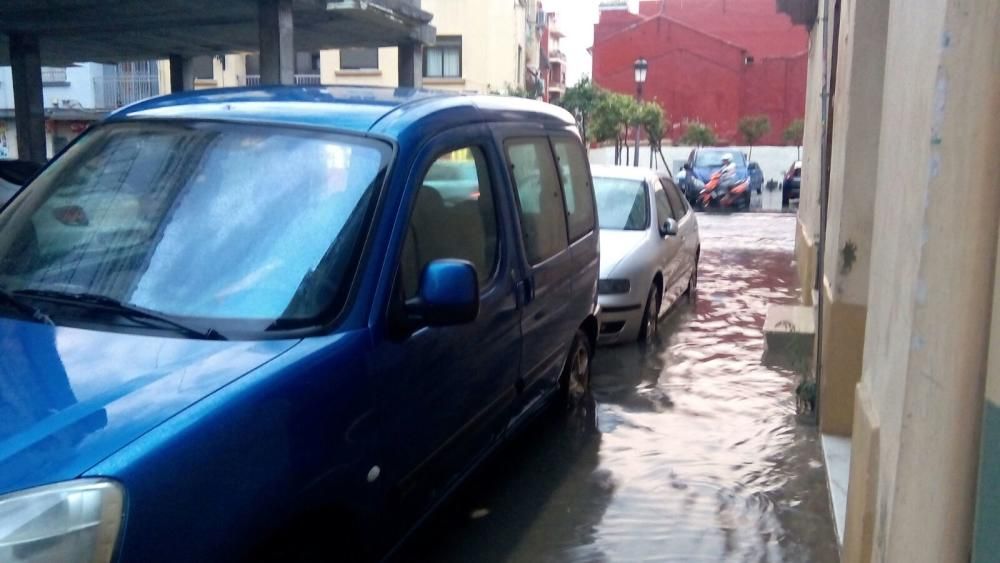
[402,214,837,562]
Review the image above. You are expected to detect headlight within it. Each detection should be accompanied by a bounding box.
[0,479,124,563]
[598,279,630,294]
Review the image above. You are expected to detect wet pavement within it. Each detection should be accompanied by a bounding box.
[401,212,839,562]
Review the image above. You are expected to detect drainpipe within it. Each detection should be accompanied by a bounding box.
[814,0,841,422]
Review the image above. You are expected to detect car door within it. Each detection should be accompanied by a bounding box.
[651,177,684,308]
[550,133,599,318]
[661,175,697,293]
[375,128,522,527]
[500,133,574,414]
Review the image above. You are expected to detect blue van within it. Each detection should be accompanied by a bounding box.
[0,87,599,562]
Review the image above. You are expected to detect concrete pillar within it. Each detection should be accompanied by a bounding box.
[398,42,423,89]
[817,0,890,438]
[168,54,195,92]
[258,0,294,85]
[9,33,46,163]
[849,0,1000,559]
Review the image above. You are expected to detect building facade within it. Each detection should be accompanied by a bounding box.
[591,0,807,145]
[0,61,163,159]
[788,0,1000,560]
[542,11,567,102]
[308,0,541,94]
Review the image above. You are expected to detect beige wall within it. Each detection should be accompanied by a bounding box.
[821,0,888,306]
[793,0,828,303]
[855,0,1000,558]
[318,0,528,93]
[319,48,400,88]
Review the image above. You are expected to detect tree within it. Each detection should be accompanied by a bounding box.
[680,121,716,147]
[590,93,641,165]
[784,118,805,158]
[559,77,604,142]
[738,115,771,159]
[637,101,668,169]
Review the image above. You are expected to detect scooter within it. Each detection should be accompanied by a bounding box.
[697,170,750,210]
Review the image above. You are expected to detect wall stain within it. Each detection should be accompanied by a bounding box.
[840,240,858,276]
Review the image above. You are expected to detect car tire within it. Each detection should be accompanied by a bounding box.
[686,256,699,302]
[559,329,592,408]
[638,283,661,343]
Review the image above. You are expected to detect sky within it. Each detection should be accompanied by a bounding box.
[543,0,640,85]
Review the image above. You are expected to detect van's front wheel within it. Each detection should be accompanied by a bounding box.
[559,329,592,408]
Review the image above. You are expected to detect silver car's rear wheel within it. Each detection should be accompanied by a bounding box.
[638,283,661,343]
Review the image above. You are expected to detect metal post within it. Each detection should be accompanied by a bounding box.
[633,81,643,167]
[398,42,424,89]
[9,33,47,163]
[258,0,294,85]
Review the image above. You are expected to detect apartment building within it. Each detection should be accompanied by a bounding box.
[0,61,162,159]
[197,0,542,94]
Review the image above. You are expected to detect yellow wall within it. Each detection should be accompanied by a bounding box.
[318,0,529,93]
[319,48,400,88]
[853,0,1000,558]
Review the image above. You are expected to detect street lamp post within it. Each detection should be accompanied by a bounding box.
[633,57,648,167]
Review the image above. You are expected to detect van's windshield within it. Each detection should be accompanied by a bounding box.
[0,121,391,334]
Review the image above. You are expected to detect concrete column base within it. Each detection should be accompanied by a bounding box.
[819,279,868,436]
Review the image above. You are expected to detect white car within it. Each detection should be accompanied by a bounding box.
[592,165,700,344]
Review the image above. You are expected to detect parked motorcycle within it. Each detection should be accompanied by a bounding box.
[696,169,750,210]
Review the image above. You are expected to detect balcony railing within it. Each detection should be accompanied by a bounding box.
[93,75,160,109]
[246,74,322,86]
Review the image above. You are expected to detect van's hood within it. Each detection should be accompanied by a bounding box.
[599,229,648,277]
[0,317,298,495]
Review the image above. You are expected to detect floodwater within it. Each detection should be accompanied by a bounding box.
[400,213,839,563]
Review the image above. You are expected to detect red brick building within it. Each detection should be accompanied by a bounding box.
[591,0,807,145]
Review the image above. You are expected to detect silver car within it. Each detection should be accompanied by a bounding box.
[593,165,700,344]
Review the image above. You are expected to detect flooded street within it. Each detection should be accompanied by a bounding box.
[401,213,839,562]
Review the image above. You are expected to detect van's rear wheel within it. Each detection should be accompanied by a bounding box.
[560,329,592,408]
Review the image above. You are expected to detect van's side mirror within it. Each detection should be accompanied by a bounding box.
[661,218,679,237]
[406,259,479,327]
[682,163,692,171]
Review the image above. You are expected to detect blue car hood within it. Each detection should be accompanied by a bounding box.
[0,318,298,495]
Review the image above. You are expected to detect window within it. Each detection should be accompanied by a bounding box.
[660,178,687,220]
[505,138,568,264]
[552,138,595,240]
[593,177,648,231]
[654,184,674,227]
[0,121,391,328]
[340,48,379,71]
[41,67,67,84]
[401,147,498,298]
[295,51,320,74]
[191,56,215,80]
[424,36,462,78]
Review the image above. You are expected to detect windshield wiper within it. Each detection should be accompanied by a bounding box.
[15,289,226,340]
[0,287,54,325]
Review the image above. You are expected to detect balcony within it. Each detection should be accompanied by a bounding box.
[93,74,160,109]
[548,50,567,64]
[246,74,322,86]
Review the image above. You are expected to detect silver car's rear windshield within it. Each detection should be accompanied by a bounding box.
[593,177,649,231]
[0,120,391,333]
